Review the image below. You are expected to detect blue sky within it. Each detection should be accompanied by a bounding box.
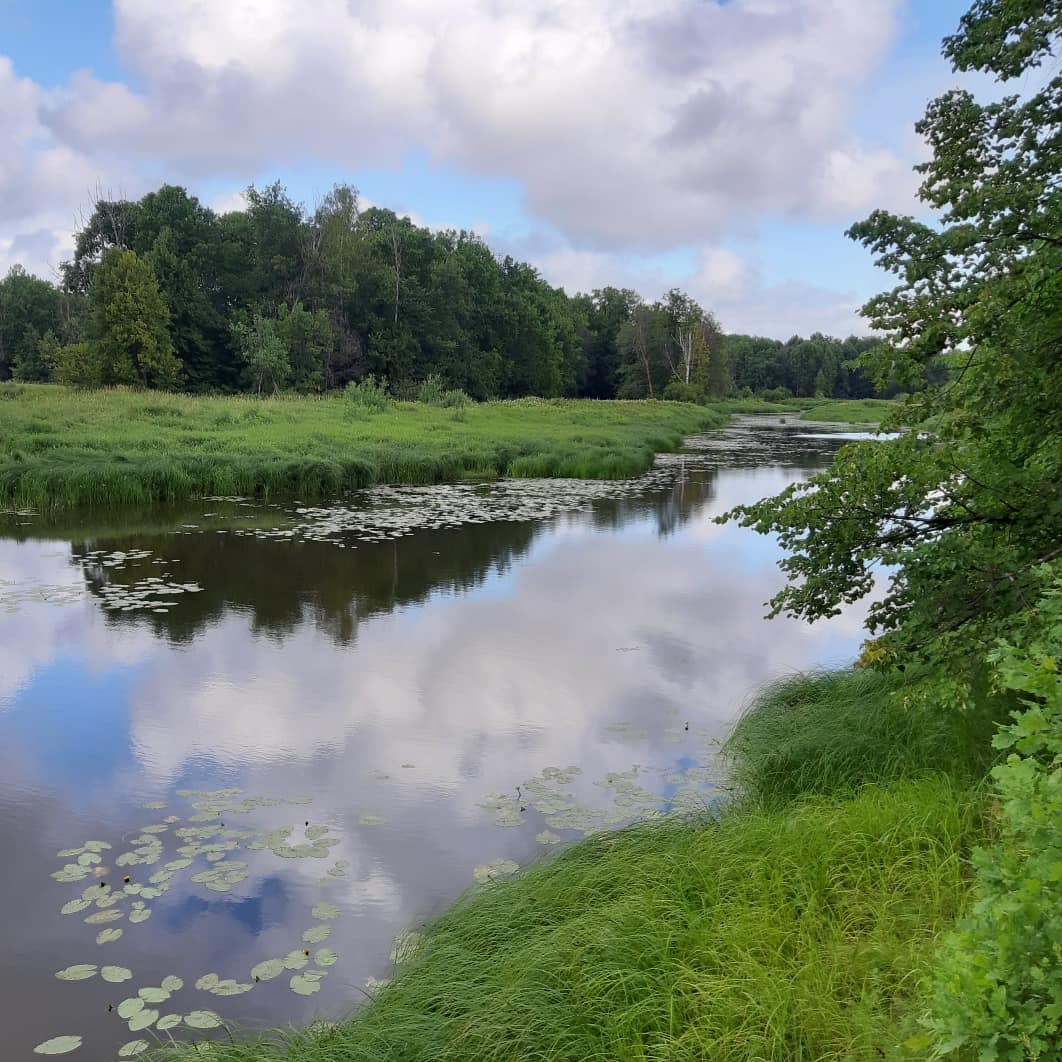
[0,0,972,337]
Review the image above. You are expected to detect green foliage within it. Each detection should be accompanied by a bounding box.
[926,572,1062,1060]
[662,380,704,404]
[724,670,1005,808]
[723,0,1062,679]
[86,249,181,389]
[231,314,290,395]
[153,776,982,1062]
[53,343,103,389]
[0,385,719,508]
[344,374,390,414]
[0,265,62,381]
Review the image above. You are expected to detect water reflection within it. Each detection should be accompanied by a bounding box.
[0,421,869,1060]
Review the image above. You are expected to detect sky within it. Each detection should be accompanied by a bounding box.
[0,0,974,338]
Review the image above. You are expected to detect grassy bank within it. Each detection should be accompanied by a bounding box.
[797,398,894,424]
[155,672,1001,1062]
[0,384,723,509]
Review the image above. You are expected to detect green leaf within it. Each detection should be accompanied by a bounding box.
[183,1010,223,1030]
[102,966,133,983]
[302,924,330,944]
[127,1009,159,1033]
[55,965,97,981]
[33,1036,82,1055]
[138,987,170,1004]
[156,1014,182,1032]
[314,948,338,967]
[116,998,144,1020]
[289,974,321,996]
[311,902,338,921]
[250,959,285,982]
[96,927,123,945]
[161,975,183,993]
[118,1041,149,1058]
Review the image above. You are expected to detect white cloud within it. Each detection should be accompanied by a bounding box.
[32,0,916,252]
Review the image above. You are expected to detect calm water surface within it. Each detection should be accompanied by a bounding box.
[0,418,872,1060]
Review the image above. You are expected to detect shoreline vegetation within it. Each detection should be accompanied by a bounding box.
[0,384,726,510]
[0,383,891,512]
[153,670,1005,1062]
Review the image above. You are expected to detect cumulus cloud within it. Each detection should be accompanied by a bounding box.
[30,0,916,251]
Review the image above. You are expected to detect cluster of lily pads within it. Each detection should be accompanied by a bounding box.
[40,788,350,1057]
[91,576,204,614]
[477,754,719,843]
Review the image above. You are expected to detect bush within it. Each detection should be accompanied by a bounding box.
[344,374,391,414]
[662,381,705,404]
[757,385,793,403]
[418,374,471,408]
[54,342,104,388]
[925,574,1062,1060]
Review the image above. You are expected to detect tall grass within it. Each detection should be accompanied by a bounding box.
[151,671,999,1062]
[155,777,981,1062]
[723,669,1006,807]
[0,385,724,509]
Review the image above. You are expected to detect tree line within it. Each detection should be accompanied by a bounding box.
[0,181,891,401]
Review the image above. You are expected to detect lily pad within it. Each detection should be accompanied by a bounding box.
[301,925,331,944]
[77,852,101,867]
[250,959,285,982]
[183,1010,223,1030]
[55,965,97,981]
[290,974,321,996]
[282,949,309,971]
[85,910,123,925]
[156,1014,182,1032]
[102,966,133,983]
[96,927,123,945]
[311,902,338,921]
[117,998,145,1020]
[161,975,184,993]
[127,1008,159,1033]
[314,948,338,967]
[194,973,219,991]
[33,1036,82,1055]
[129,908,152,924]
[118,1041,149,1058]
[83,841,112,852]
[358,814,385,826]
[60,899,92,916]
[209,978,253,996]
[138,987,170,1004]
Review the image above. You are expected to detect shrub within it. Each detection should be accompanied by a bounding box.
[662,381,705,404]
[54,342,104,388]
[925,573,1062,1059]
[757,385,793,402]
[418,373,447,405]
[418,374,471,408]
[344,374,391,414]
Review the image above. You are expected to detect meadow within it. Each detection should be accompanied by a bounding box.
[0,384,723,509]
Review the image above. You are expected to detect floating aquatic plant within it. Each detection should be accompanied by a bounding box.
[33,1035,82,1054]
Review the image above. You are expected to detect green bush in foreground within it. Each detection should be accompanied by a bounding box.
[925,581,1062,1060]
[157,777,980,1062]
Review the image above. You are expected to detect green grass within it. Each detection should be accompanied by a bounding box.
[723,669,1006,807]
[152,671,997,1062]
[0,384,724,509]
[155,778,982,1062]
[798,398,895,424]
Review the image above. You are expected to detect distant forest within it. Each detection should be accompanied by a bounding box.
[0,182,896,402]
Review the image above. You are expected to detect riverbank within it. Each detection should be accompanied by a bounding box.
[154,671,1002,1062]
[0,384,723,509]
[711,396,895,424]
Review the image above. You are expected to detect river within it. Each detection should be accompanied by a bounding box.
[0,417,872,1060]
